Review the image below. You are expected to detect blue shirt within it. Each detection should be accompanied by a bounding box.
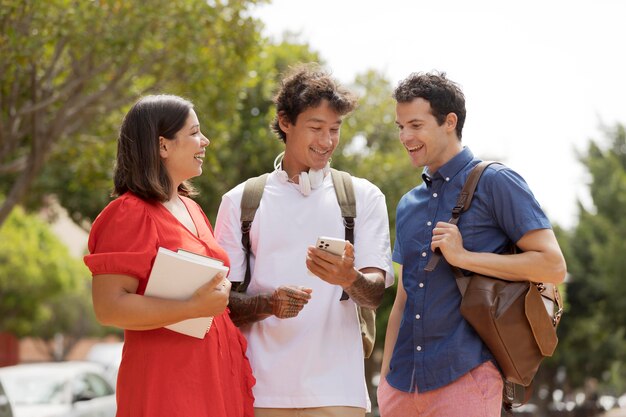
[388,147,552,393]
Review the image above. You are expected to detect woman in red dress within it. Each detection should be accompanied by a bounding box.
[84,95,255,417]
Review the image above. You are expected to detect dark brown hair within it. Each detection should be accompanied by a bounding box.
[393,71,466,139]
[113,94,197,201]
[271,64,358,142]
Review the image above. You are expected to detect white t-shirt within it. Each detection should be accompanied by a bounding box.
[214,171,394,410]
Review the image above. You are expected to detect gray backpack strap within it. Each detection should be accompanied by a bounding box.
[330,168,357,220]
[236,173,269,293]
[330,168,377,359]
[330,169,356,301]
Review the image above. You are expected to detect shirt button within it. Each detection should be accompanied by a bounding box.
[416,346,422,351]
[421,252,427,257]
[419,283,424,288]
[427,221,432,226]
[433,192,438,198]
[415,314,421,319]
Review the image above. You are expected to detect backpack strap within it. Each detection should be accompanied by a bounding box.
[330,168,356,301]
[236,173,269,293]
[236,169,357,298]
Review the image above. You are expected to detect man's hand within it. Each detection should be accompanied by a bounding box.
[270,285,313,318]
[430,221,468,267]
[306,241,358,288]
[307,243,385,309]
[229,285,312,327]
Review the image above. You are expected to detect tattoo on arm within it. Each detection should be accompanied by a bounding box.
[344,270,385,309]
[228,291,272,327]
[229,285,311,326]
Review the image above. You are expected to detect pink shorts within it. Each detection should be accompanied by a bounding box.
[377,361,503,417]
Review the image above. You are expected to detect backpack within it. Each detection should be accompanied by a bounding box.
[234,168,376,358]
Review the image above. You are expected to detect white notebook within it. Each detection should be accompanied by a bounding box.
[144,247,229,339]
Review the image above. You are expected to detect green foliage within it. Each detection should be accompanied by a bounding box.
[32,111,120,224]
[0,0,265,226]
[0,205,85,336]
[556,124,626,393]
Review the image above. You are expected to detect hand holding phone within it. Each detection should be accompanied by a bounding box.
[315,236,346,256]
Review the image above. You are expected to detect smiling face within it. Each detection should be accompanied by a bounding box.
[395,97,462,173]
[279,99,342,179]
[160,109,209,187]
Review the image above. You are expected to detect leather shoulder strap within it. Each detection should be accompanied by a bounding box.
[424,161,500,272]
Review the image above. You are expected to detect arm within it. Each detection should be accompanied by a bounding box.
[306,241,385,309]
[214,193,314,326]
[92,273,230,330]
[228,285,313,327]
[380,265,406,379]
[431,225,567,284]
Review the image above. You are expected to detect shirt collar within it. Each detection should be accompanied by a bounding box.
[422,147,474,185]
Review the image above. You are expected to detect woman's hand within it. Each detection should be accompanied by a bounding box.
[189,273,231,317]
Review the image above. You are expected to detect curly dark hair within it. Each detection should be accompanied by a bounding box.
[113,94,197,201]
[393,71,466,139]
[271,63,358,142]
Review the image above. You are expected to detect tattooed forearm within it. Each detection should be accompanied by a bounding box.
[344,270,385,309]
[228,285,312,327]
[228,292,273,327]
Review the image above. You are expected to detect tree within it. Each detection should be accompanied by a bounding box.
[555,124,626,396]
[30,281,116,361]
[0,205,84,336]
[0,0,264,227]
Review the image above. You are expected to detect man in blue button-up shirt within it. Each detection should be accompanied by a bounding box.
[377,72,567,417]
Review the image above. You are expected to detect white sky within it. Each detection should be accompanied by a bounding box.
[251,0,626,229]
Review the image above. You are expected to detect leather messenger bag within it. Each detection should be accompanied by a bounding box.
[424,161,563,408]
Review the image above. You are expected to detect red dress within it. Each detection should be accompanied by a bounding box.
[84,193,255,417]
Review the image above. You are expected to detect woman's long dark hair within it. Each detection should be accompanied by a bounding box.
[113,94,197,201]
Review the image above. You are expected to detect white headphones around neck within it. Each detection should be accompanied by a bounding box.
[273,151,330,196]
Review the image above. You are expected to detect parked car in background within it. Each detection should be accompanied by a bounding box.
[0,362,115,417]
[0,376,13,417]
[85,342,123,387]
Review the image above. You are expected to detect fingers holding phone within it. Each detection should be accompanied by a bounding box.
[307,237,356,286]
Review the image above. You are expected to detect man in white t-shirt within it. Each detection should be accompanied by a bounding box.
[214,64,394,417]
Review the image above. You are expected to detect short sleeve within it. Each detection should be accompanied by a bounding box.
[352,177,395,287]
[214,188,246,283]
[485,167,552,243]
[84,196,159,281]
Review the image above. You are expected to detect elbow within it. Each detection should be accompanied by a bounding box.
[94,308,114,327]
[545,253,567,284]
[553,257,567,284]
[369,290,385,310]
[361,284,385,310]
[92,301,119,327]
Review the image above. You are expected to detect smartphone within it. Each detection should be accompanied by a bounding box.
[315,236,346,256]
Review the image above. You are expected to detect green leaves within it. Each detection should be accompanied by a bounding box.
[0,206,85,336]
[556,123,626,393]
[0,0,264,227]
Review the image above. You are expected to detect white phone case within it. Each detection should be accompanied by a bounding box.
[316,236,346,256]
